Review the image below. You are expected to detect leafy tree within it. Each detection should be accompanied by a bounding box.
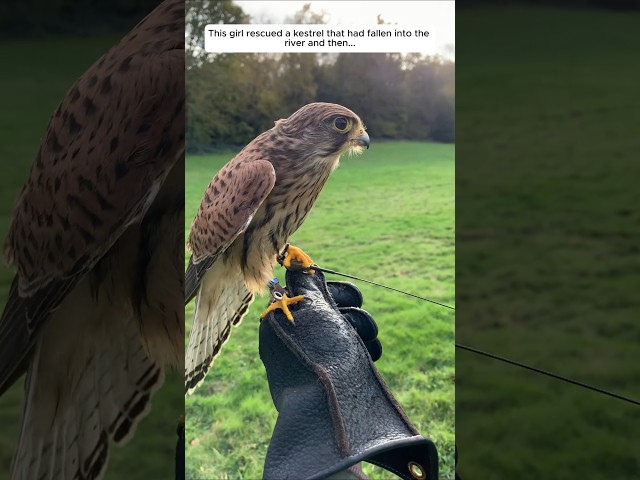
[185,0,248,68]
[285,3,328,24]
[185,1,455,151]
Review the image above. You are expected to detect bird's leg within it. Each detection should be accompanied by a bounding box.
[266,244,315,323]
[261,278,304,324]
[278,243,316,274]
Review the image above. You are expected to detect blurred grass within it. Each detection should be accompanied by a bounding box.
[456,6,640,478]
[185,141,455,479]
[0,36,183,479]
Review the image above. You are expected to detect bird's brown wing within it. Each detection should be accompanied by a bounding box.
[0,42,184,393]
[184,159,275,393]
[185,159,276,303]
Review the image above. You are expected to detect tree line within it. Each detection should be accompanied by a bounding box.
[186,1,455,152]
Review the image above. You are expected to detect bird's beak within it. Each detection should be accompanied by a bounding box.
[354,131,370,149]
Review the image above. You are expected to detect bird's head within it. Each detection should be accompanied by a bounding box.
[274,102,370,162]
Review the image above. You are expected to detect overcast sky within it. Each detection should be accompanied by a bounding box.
[234,1,455,58]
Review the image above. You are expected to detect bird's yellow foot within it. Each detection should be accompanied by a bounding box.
[280,244,315,274]
[261,292,305,323]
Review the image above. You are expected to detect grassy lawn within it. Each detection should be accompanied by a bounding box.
[185,141,455,479]
[0,36,182,480]
[456,6,640,478]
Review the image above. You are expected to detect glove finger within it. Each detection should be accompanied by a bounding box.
[339,307,378,342]
[327,281,363,309]
[364,338,383,362]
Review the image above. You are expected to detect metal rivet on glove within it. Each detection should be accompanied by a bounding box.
[408,461,426,480]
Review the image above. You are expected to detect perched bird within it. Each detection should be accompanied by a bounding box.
[0,0,185,478]
[185,102,370,393]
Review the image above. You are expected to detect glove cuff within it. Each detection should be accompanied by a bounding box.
[308,436,438,480]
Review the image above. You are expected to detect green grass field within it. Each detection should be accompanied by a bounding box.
[456,6,640,478]
[185,141,455,479]
[0,36,182,480]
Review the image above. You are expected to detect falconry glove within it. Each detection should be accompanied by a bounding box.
[259,269,439,480]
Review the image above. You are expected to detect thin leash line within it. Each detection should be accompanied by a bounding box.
[311,264,455,310]
[456,343,640,407]
[307,262,640,408]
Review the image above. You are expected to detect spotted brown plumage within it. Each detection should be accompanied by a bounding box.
[0,0,184,478]
[185,102,370,394]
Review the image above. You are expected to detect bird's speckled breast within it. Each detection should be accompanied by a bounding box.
[232,154,339,293]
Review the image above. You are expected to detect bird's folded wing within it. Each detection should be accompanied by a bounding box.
[185,158,276,303]
[0,44,184,393]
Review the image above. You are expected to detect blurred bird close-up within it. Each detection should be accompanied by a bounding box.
[0,0,185,478]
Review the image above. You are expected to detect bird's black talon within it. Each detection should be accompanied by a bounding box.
[277,243,291,266]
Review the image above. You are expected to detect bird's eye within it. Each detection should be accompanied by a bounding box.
[333,117,351,133]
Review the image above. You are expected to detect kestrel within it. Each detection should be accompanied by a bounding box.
[0,0,184,478]
[185,102,370,393]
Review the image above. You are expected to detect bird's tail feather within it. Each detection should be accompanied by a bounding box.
[9,314,164,480]
[185,267,253,394]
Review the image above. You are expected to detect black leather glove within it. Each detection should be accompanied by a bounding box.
[315,279,383,363]
[259,269,439,480]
